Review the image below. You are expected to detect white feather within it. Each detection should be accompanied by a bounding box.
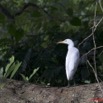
[58,39,80,81]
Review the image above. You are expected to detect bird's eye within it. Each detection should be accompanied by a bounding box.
[65,40,68,42]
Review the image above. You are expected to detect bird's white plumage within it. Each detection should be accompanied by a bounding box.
[58,39,80,81]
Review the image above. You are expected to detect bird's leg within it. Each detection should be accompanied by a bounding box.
[67,80,72,87]
[73,79,76,86]
[67,82,71,87]
[67,79,76,87]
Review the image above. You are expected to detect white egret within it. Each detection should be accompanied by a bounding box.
[58,39,80,86]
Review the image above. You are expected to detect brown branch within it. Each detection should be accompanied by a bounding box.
[14,3,40,16]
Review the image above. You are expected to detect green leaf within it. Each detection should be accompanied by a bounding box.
[29,67,39,80]
[70,17,81,26]
[5,56,14,75]
[0,13,6,23]
[8,24,17,36]
[67,8,73,16]
[8,24,24,41]
[0,67,3,78]
[20,67,39,82]
[32,11,42,17]
[20,74,28,82]
[26,77,29,81]
[44,35,49,41]
[41,42,48,48]
[10,61,22,79]
[4,56,21,78]
[4,62,15,78]
[14,28,24,41]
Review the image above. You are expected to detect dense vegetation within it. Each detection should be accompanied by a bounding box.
[0,0,103,87]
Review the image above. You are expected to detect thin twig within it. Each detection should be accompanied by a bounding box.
[87,60,103,95]
[78,2,103,47]
[92,1,97,73]
[83,46,103,57]
[95,16,103,27]
[79,1,103,95]
[98,0,103,13]
[99,50,103,56]
[78,34,93,47]
[85,1,103,95]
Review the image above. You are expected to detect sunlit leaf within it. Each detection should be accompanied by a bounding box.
[44,35,49,41]
[5,56,14,75]
[41,42,48,48]
[29,67,39,80]
[10,61,22,79]
[4,62,15,78]
[20,74,28,82]
[0,67,3,78]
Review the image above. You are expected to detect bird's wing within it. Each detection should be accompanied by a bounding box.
[65,48,80,80]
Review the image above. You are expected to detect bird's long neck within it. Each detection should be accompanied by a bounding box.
[68,40,74,50]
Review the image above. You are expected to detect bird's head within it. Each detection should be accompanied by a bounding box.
[57,39,73,45]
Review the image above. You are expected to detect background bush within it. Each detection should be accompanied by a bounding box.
[0,0,103,86]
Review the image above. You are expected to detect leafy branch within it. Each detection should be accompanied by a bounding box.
[0,3,51,20]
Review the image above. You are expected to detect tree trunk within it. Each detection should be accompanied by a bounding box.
[0,79,103,103]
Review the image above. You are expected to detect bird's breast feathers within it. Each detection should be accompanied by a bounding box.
[67,47,79,59]
[66,47,80,69]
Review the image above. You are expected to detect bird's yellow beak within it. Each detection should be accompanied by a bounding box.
[57,41,64,44]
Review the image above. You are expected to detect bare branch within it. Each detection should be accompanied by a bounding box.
[98,0,103,13]
[92,1,97,73]
[83,46,103,57]
[87,60,103,95]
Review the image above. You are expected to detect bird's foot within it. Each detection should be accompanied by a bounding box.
[66,80,76,88]
[66,82,71,88]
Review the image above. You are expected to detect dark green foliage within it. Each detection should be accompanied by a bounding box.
[70,17,81,26]
[0,0,103,86]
